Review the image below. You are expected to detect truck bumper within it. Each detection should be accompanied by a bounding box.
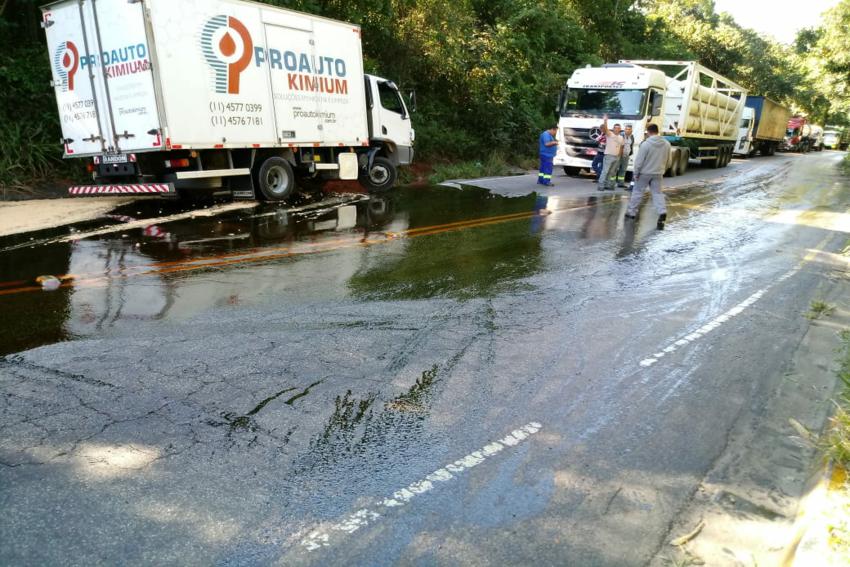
[69,183,176,196]
[553,155,592,168]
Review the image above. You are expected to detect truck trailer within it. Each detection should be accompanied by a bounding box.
[555,60,747,178]
[733,96,791,157]
[41,0,415,200]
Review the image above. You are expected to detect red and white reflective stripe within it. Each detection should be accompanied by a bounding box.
[143,225,170,239]
[68,184,173,195]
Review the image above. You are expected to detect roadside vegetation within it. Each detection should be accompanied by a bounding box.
[2,0,850,192]
[823,329,850,466]
[807,299,837,320]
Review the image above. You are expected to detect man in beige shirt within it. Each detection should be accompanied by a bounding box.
[599,116,624,191]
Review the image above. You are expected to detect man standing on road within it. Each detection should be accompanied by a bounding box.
[616,124,635,188]
[538,126,559,186]
[625,123,671,229]
[591,125,606,180]
[599,116,625,191]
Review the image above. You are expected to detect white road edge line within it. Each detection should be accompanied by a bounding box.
[638,266,801,368]
[300,421,543,552]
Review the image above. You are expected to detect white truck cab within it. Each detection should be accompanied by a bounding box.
[733,107,755,156]
[555,63,668,176]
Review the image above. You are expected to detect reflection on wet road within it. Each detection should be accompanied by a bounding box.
[2,153,850,566]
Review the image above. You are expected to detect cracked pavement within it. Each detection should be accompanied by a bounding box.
[1,153,850,565]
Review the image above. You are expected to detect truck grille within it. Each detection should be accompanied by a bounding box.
[563,127,601,158]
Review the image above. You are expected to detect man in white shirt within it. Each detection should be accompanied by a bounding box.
[599,116,624,191]
[616,124,635,188]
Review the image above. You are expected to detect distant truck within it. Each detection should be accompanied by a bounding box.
[782,117,813,152]
[823,127,849,150]
[733,96,791,157]
[810,125,825,151]
[555,60,747,178]
[42,0,415,200]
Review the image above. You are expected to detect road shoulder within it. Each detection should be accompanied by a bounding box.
[649,257,850,566]
[0,198,138,237]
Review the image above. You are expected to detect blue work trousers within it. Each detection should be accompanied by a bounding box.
[538,156,554,185]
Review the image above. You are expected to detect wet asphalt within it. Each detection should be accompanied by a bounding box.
[1,152,849,566]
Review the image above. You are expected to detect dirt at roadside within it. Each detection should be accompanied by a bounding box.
[0,198,138,237]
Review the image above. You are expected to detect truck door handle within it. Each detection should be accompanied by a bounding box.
[382,126,388,135]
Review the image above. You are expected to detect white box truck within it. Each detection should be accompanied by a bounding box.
[555,60,747,178]
[41,0,415,200]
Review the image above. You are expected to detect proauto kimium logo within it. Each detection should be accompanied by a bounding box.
[201,15,254,95]
[53,40,79,92]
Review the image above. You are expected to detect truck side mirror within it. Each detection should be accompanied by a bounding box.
[557,89,566,115]
[408,90,417,113]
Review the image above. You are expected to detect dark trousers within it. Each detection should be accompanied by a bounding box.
[591,153,604,179]
[538,156,554,185]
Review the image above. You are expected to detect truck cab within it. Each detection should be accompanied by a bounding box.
[783,117,811,152]
[363,75,415,188]
[555,64,667,176]
[734,107,755,156]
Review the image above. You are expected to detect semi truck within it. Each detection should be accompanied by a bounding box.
[823,127,850,150]
[733,96,791,157]
[41,0,415,201]
[782,117,812,152]
[555,60,747,178]
[810,125,825,151]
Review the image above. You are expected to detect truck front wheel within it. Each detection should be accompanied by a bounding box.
[256,157,296,201]
[360,156,398,193]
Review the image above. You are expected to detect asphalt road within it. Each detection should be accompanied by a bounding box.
[1,151,849,566]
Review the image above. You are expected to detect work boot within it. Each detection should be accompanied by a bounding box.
[657,213,667,230]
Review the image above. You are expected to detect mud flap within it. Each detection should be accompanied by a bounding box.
[228,174,256,201]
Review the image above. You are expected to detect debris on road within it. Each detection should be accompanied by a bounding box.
[670,520,705,546]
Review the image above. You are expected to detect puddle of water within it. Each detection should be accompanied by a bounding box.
[0,187,549,355]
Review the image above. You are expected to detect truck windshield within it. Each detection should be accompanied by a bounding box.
[562,89,647,118]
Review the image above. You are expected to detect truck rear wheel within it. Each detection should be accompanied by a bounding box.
[711,147,724,169]
[360,156,398,193]
[678,149,689,174]
[666,149,680,177]
[256,157,296,201]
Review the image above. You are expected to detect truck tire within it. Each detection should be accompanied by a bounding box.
[360,156,398,193]
[666,149,679,177]
[711,148,723,169]
[678,148,689,174]
[256,157,296,201]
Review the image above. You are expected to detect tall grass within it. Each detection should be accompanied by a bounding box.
[822,329,850,465]
[428,152,526,184]
[0,123,60,188]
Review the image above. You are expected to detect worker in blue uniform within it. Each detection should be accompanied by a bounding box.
[538,126,559,186]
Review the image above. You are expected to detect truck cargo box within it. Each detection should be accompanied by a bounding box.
[43,0,368,157]
[745,96,791,143]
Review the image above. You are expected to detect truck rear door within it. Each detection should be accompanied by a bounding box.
[43,0,163,156]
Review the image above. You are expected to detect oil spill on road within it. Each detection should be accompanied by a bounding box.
[0,173,777,357]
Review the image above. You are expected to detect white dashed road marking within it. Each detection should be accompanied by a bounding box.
[301,421,543,552]
[639,238,832,368]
